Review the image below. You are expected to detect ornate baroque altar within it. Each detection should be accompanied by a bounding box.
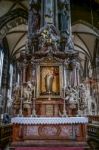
[11,0,88,148]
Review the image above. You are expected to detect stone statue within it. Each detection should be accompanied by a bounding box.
[39,24,60,49]
[22,82,32,102]
[45,71,54,93]
[60,0,70,35]
[2,113,11,124]
[59,0,69,4]
[30,0,38,5]
[59,0,74,51]
[44,0,54,24]
[29,0,40,35]
[13,83,20,102]
[65,86,78,110]
[27,81,35,98]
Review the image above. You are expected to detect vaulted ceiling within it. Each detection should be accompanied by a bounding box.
[0,0,99,73]
[0,0,28,60]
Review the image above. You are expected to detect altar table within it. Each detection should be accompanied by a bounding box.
[11,117,88,148]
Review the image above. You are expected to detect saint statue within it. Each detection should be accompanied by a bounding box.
[22,82,32,102]
[59,0,70,35]
[45,70,54,93]
[44,0,54,24]
[59,0,72,50]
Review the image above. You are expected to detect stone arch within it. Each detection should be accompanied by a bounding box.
[72,20,99,77]
[0,8,28,40]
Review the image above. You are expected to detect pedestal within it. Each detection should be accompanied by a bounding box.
[36,99,63,116]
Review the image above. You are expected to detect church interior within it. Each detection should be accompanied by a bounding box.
[0,0,99,150]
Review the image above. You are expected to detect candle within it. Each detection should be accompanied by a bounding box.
[17,74,20,86]
[34,86,35,98]
[74,68,77,87]
[63,86,65,98]
[64,69,67,88]
[20,85,22,98]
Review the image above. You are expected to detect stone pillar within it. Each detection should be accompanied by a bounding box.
[23,65,26,83]
[54,0,58,29]
[17,53,27,116]
[19,68,23,116]
[2,55,9,113]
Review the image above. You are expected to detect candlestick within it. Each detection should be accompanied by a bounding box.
[63,97,68,117]
[19,97,23,117]
[31,98,37,117]
[34,86,35,98]
[63,86,65,98]
[48,91,51,101]
[17,74,20,86]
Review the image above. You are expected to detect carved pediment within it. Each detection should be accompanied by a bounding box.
[41,55,59,64]
[33,46,64,64]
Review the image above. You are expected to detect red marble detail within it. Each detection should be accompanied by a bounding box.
[24,126,39,136]
[39,125,59,136]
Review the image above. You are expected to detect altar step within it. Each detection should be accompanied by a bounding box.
[10,146,89,150]
[12,147,87,150]
[10,141,89,150]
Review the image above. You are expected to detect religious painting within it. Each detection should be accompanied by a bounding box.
[39,66,60,97]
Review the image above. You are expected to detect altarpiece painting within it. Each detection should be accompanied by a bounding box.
[37,65,62,98]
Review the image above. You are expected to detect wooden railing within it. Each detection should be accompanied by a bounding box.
[87,115,99,149]
[88,115,99,123]
[0,124,12,148]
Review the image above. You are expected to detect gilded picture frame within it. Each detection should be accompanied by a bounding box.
[36,64,63,98]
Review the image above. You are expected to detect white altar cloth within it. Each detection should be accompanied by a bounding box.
[11,117,88,125]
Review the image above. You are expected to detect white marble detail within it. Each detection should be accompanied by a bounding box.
[11,117,88,125]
